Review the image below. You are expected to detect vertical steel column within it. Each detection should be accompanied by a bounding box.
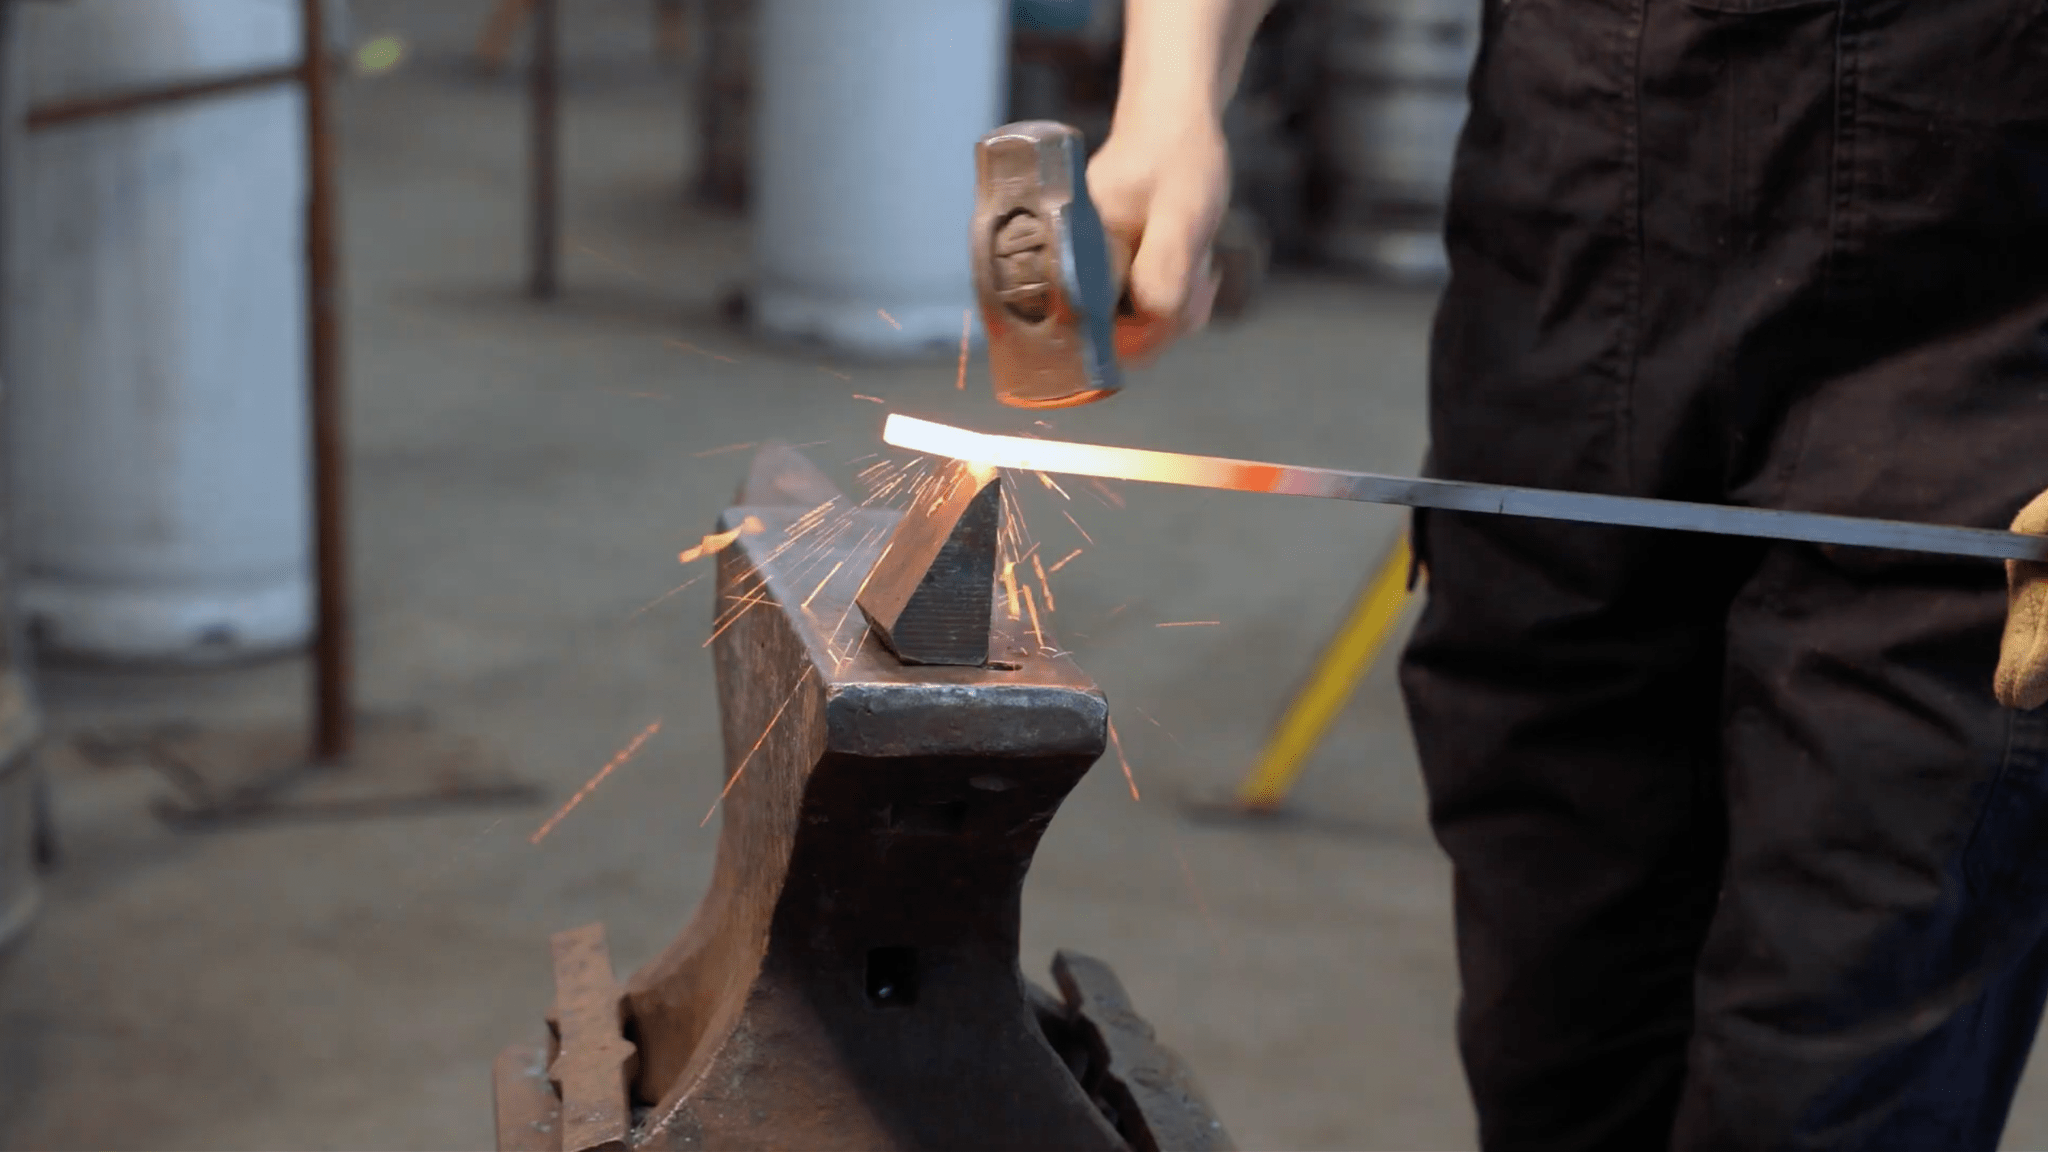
[529,0,560,300]
[302,0,352,762]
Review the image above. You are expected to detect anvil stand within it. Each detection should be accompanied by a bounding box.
[490,443,1233,1152]
[44,0,542,829]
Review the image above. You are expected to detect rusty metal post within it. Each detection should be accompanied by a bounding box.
[695,0,752,210]
[34,0,544,831]
[651,0,689,65]
[491,443,1232,1151]
[26,64,307,132]
[302,0,352,762]
[529,0,560,300]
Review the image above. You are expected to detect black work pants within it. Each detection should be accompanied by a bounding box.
[1398,0,2048,1148]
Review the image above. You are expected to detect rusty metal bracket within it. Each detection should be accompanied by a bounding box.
[490,442,1232,1151]
[1048,951,1235,1152]
[547,925,636,1152]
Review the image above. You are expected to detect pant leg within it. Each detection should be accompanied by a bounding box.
[1401,0,1789,1140]
[1402,509,1753,1151]
[1409,0,2048,1146]
[1670,0,2048,1140]
[1405,0,1841,1134]
[1669,546,2048,1150]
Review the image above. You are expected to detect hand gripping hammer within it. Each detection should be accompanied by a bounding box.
[972,121,1261,410]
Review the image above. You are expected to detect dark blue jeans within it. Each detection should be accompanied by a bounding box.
[1398,0,2048,1147]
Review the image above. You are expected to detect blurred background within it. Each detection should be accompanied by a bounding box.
[0,2,2040,1149]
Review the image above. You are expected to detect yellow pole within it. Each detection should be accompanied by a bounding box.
[1234,533,1414,811]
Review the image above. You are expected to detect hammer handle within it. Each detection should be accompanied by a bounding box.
[1106,212,1264,324]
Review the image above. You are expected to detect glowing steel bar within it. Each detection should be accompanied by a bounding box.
[882,414,2048,564]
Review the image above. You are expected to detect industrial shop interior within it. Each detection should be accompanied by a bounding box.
[7,1,2048,1150]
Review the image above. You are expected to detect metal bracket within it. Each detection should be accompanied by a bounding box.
[546,925,635,1152]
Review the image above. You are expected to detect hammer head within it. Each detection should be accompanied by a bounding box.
[973,121,1123,410]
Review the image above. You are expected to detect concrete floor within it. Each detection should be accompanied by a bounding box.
[3,3,2047,1150]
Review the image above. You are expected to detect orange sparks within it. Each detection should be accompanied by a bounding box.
[530,721,663,844]
[705,592,772,648]
[665,337,738,364]
[1002,561,1021,619]
[834,620,873,674]
[1131,704,1183,748]
[1087,478,1126,509]
[1035,471,1072,500]
[703,667,813,826]
[819,366,851,381]
[851,393,886,404]
[1156,620,1221,628]
[1022,584,1046,651]
[1060,509,1094,544]
[679,530,741,566]
[829,535,894,648]
[693,441,757,458]
[793,497,840,528]
[877,308,902,330]
[1048,548,1083,574]
[955,309,971,390]
[628,573,704,619]
[802,560,846,610]
[1030,553,1055,612]
[1107,718,1140,801]
[678,516,765,565]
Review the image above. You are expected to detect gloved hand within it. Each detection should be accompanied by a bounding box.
[1996,489,2048,710]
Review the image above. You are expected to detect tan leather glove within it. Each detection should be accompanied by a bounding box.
[1996,489,2048,710]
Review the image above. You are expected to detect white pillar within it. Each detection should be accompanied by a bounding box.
[751,0,1008,358]
[6,0,313,663]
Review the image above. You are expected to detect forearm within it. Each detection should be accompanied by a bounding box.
[1112,0,1276,132]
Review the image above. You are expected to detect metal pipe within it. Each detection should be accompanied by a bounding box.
[302,0,352,761]
[529,0,559,299]
[26,63,304,133]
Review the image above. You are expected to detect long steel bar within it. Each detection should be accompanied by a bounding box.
[303,0,353,761]
[884,415,2048,564]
